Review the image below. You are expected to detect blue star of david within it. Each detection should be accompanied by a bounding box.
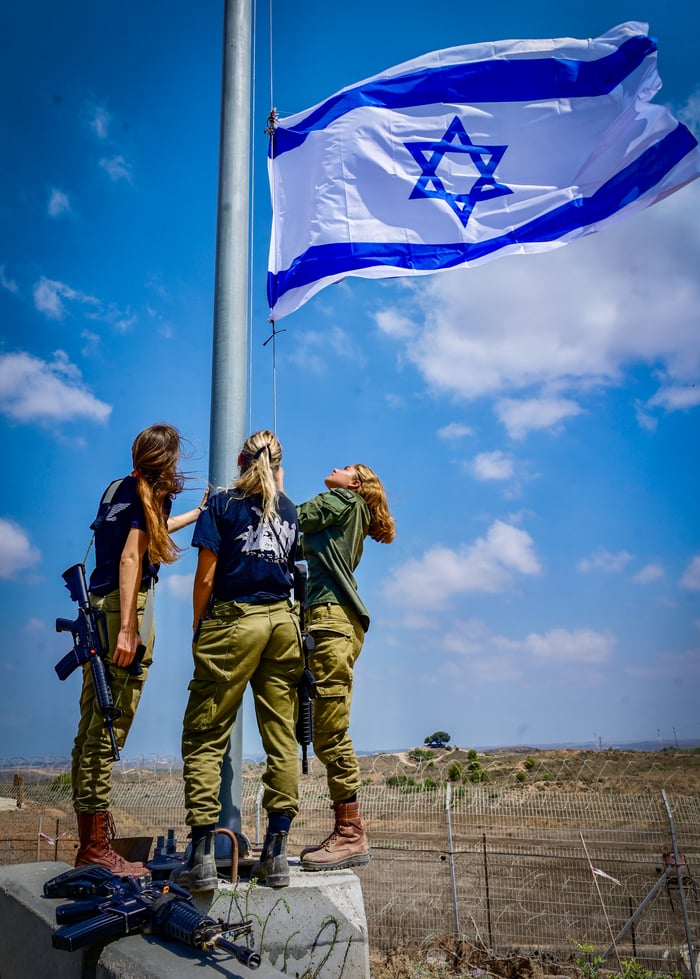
[404,116,513,227]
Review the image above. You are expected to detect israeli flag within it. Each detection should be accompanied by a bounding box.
[267,22,700,321]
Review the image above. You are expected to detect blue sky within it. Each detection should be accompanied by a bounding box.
[1,1,699,763]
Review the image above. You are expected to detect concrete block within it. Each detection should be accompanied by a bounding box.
[0,862,84,979]
[207,860,370,977]
[0,862,287,979]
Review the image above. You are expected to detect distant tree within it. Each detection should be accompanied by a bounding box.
[424,731,451,748]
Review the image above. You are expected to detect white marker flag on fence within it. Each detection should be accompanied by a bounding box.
[267,22,699,320]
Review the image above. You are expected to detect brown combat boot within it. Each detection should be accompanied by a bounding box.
[301,800,370,871]
[75,811,150,878]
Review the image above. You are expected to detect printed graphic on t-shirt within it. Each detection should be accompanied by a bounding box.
[105,503,130,521]
[236,506,296,562]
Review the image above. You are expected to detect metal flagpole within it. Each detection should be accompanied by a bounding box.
[209,0,252,843]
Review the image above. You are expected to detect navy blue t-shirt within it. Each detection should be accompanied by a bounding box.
[192,490,298,603]
[88,476,172,596]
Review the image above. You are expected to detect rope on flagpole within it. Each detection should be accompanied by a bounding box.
[245,0,262,436]
[263,320,285,434]
[264,0,282,434]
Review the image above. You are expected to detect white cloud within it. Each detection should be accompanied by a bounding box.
[648,384,700,412]
[495,396,584,439]
[470,450,514,481]
[525,628,614,664]
[372,182,700,422]
[160,573,194,600]
[437,421,473,440]
[681,555,700,591]
[48,188,71,218]
[578,549,634,574]
[631,563,665,585]
[32,275,134,330]
[1,264,19,293]
[0,519,41,579]
[99,155,133,182]
[33,276,100,321]
[0,350,111,424]
[89,102,111,140]
[373,309,417,340]
[383,519,541,608]
[678,87,700,133]
[290,325,363,373]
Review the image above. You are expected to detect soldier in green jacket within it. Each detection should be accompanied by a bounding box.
[296,464,395,871]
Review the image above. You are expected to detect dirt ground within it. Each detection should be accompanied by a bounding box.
[2,747,698,977]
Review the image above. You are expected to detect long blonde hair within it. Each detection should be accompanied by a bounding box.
[352,463,395,544]
[132,424,184,565]
[235,430,282,523]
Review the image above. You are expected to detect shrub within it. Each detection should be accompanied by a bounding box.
[447,762,464,782]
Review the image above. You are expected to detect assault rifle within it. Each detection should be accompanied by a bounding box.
[294,563,316,774]
[44,865,261,970]
[54,563,143,761]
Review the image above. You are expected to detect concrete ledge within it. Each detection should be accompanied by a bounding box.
[0,861,369,978]
[0,862,285,979]
[209,860,370,976]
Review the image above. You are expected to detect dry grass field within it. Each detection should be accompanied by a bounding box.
[2,746,699,978]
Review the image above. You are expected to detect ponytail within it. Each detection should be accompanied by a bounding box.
[235,430,282,523]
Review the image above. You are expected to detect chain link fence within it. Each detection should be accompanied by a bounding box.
[1,754,698,973]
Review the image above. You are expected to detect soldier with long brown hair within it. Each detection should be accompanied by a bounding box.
[296,462,395,871]
[71,423,204,877]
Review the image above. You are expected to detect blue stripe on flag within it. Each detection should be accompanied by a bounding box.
[271,35,656,158]
[267,123,696,309]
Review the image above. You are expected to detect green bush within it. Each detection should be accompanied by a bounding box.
[50,772,71,790]
[447,762,464,781]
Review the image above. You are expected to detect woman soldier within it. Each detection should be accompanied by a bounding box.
[173,430,303,891]
[296,463,395,871]
[72,423,204,876]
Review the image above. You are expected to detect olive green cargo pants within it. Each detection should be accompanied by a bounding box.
[306,602,365,802]
[181,599,303,827]
[71,587,153,813]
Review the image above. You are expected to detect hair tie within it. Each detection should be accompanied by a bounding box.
[253,445,271,461]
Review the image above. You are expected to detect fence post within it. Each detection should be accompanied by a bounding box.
[254,784,264,847]
[482,832,493,949]
[445,782,461,943]
[661,789,698,979]
[13,773,24,809]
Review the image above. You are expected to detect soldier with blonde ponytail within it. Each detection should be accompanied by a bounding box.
[71,423,204,878]
[296,461,395,872]
[174,430,303,892]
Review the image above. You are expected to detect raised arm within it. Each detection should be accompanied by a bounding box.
[168,488,210,534]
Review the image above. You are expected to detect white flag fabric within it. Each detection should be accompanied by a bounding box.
[267,22,699,320]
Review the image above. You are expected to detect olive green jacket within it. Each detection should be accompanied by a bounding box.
[296,488,371,631]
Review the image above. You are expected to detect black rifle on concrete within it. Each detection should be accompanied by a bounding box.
[293,562,316,774]
[54,562,143,761]
[44,866,261,970]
